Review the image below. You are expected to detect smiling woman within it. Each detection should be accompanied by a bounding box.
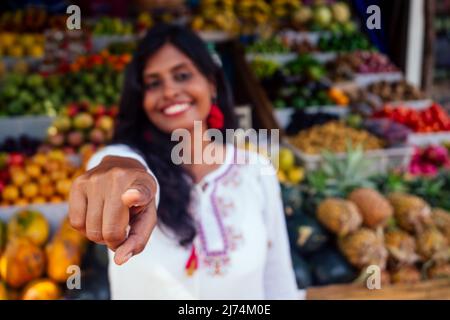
[68,24,298,300]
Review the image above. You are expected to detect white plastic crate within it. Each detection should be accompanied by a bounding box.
[285,142,414,175]
[407,132,450,146]
[0,115,54,142]
[354,72,403,86]
[0,202,68,233]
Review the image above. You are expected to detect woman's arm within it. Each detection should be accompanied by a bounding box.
[259,162,299,300]
[69,144,159,265]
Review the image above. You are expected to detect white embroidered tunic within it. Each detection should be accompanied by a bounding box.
[87,143,298,300]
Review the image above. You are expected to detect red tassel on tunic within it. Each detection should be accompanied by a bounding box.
[185,244,198,276]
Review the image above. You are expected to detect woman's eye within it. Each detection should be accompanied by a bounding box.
[174,72,192,82]
[144,80,160,90]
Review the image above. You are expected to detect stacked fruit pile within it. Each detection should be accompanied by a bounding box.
[253,54,350,109]
[409,146,450,177]
[0,210,87,300]
[326,51,399,81]
[191,0,240,34]
[46,102,117,154]
[0,150,82,207]
[89,17,134,36]
[284,149,450,288]
[289,121,385,155]
[0,9,68,32]
[290,1,356,33]
[276,147,305,185]
[0,52,128,117]
[0,33,44,58]
[318,32,372,52]
[316,190,450,285]
[373,103,450,133]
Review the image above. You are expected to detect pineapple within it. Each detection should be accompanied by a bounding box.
[431,208,450,244]
[304,144,376,200]
[427,263,450,279]
[316,198,362,236]
[339,228,388,269]
[387,193,433,234]
[390,265,421,284]
[385,229,420,265]
[348,188,393,228]
[416,228,448,260]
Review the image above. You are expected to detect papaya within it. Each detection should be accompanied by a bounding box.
[7,210,49,247]
[0,220,6,256]
[22,279,61,300]
[57,216,87,250]
[46,235,83,283]
[0,281,8,300]
[0,237,45,289]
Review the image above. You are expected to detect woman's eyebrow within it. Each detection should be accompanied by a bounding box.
[171,62,190,72]
[143,62,190,79]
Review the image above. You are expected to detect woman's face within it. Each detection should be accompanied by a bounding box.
[142,43,215,133]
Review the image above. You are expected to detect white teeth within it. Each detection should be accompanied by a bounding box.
[163,103,190,115]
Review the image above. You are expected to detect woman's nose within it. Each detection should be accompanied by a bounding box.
[162,81,178,100]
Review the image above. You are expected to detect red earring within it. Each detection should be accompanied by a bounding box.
[207,102,224,130]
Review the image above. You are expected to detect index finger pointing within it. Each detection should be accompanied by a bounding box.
[114,200,157,265]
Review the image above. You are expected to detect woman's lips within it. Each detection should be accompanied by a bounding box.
[161,103,192,116]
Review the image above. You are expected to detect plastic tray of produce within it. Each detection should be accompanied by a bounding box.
[0,115,55,142]
[384,99,434,110]
[354,72,403,86]
[197,31,235,43]
[0,202,68,232]
[91,35,137,52]
[274,106,349,129]
[245,52,336,65]
[245,52,297,65]
[407,132,450,146]
[279,30,330,46]
[285,143,414,174]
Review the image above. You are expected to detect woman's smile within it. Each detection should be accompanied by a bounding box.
[160,101,194,117]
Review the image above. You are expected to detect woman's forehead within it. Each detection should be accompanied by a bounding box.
[143,44,194,75]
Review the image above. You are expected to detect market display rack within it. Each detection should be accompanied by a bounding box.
[306,278,450,300]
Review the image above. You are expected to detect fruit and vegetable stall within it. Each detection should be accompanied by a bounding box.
[0,1,450,300]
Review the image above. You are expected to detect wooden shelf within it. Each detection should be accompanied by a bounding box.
[306,278,450,300]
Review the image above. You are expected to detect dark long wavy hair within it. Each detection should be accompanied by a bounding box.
[112,24,237,246]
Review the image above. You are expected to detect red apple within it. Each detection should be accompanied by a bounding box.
[96,115,114,132]
[8,152,25,167]
[89,128,105,145]
[48,133,65,147]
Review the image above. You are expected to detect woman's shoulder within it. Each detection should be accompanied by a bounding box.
[231,145,277,178]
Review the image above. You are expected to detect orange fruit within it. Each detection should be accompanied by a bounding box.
[38,176,51,186]
[22,183,39,199]
[47,150,65,162]
[25,164,41,179]
[39,184,55,198]
[11,170,28,187]
[15,198,29,206]
[49,196,63,203]
[22,279,61,300]
[2,185,19,202]
[44,160,61,173]
[32,153,47,167]
[32,197,47,204]
[50,170,67,182]
[56,179,72,197]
